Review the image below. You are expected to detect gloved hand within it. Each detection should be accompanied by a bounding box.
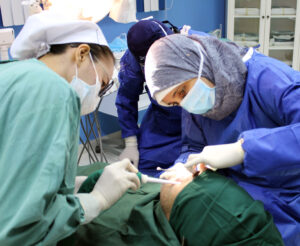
[180,25,191,35]
[160,163,193,180]
[76,159,140,224]
[185,139,245,169]
[119,136,139,168]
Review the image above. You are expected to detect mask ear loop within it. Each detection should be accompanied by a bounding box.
[197,46,204,80]
[75,63,78,78]
[193,41,206,81]
[89,53,101,87]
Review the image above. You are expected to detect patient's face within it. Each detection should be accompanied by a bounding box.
[160,164,206,220]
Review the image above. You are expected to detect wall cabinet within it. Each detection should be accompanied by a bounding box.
[227,0,300,70]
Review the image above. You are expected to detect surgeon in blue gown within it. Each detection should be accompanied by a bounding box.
[145,34,300,245]
[116,20,209,177]
[116,20,182,177]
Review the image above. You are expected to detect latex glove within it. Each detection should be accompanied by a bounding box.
[76,159,140,224]
[185,139,245,169]
[74,176,87,194]
[160,163,193,180]
[119,136,139,168]
[180,25,191,35]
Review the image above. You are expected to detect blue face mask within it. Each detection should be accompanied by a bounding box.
[180,43,215,114]
[180,79,215,114]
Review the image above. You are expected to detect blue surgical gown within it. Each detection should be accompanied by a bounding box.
[0,59,84,245]
[176,50,300,245]
[116,50,182,176]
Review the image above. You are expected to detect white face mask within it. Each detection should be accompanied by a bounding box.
[70,53,101,116]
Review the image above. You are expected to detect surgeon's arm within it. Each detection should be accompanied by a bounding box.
[0,74,84,245]
[115,50,145,139]
[238,67,300,182]
[175,110,206,164]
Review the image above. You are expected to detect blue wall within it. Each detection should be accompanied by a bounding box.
[2,0,226,40]
[98,0,226,43]
[0,0,226,138]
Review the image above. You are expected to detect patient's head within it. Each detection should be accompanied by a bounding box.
[159,164,283,245]
[160,163,205,220]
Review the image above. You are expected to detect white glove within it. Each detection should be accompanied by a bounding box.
[185,140,245,169]
[160,163,193,180]
[76,159,140,224]
[180,25,191,35]
[119,136,139,168]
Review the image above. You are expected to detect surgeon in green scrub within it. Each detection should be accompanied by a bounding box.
[0,11,140,246]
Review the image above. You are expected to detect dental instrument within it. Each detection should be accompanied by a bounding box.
[137,172,181,185]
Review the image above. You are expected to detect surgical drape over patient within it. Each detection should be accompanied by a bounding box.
[60,164,283,246]
[170,171,284,246]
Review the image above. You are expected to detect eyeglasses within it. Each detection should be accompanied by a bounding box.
[99,80,114,97]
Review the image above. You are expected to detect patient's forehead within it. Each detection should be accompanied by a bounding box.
[160,165,206,199]
[160,175,194,220]
[160,175,193,198]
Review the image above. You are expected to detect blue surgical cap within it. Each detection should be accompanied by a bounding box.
[127,19,173,63]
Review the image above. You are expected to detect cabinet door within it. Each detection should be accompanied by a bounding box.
[227,0,266,53]
[266,0,299,69]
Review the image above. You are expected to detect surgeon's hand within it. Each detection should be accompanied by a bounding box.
[119,136,139,168]
[160,163,193,180]
[185,139,245,170]
[76,159,140,224]
[92,158,140,209]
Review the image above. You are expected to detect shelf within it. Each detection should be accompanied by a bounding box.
[228,0,299,70]
[271,15,296,18]
[234,15,260,18]
[269,46,294,50]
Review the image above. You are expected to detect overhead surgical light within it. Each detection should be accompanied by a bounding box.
[22,0,137,23]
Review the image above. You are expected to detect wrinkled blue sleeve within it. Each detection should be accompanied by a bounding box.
[175,110,206,163]
[115,50,145,138]
[188,29,210,36]
[239,66,300,177]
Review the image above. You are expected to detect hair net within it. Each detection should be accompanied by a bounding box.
[169,171,283,245]
[10,11,108,60]
[127,19,173,64]
[145,34,248,120]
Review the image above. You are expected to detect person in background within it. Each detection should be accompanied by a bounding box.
[0,11,140,245]
[145,34,300,245]
[116,19,182,177]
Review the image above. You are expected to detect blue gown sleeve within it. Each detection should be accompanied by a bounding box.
[115,50,145,138]
[239,65,300,180]
[0,61,84,245]
[188,29,211,36]
[175,110,206,163]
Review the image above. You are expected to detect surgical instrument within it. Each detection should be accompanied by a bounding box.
[137,172,181,185]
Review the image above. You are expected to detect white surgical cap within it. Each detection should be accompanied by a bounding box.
[11,11,108,59]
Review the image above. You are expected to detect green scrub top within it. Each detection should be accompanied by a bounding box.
[0,59,84,246]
